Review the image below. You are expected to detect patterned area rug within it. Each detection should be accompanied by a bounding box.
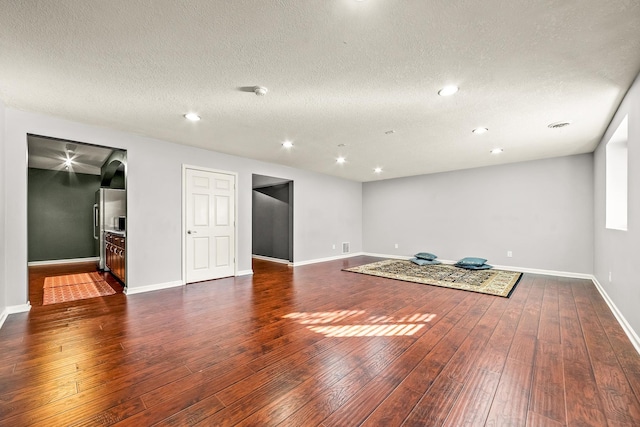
[344,260,522,297]
[44,272,104,288]
[43,274,115,305]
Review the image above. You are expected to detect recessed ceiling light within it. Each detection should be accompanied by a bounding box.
[282,140,293,149]
[490,148,503,154]
[472,127,488,134]
[548,121,571,129]
[374,167,382,173]
[184,112,201,122]
[336,156,346,164]
[64,158,73,167]
[438,85,459,96]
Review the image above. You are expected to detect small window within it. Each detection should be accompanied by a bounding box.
[606,115,628,231]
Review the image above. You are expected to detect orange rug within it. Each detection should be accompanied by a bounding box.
[44,272,105,288]
[43,281,115,305]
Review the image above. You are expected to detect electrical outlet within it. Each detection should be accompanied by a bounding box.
[507,251,512,257]
[394,243,399,249]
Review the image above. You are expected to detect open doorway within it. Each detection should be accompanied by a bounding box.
[27,135,127,306]
[252,174,293,264]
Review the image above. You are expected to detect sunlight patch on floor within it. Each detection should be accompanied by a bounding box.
[284,310,436,337]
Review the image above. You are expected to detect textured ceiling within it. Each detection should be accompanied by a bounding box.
[2,1,640,182]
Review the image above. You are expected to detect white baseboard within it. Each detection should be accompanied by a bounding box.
[361,252,413,261]
[124,280,183,295]
[252,255,290,264]
[0,303,32,330]
[124,270,256,294]
[28,257,99,267]
[361,253,593,279]
[591,276,640,355]
[7,303,32,314]
[236,269,254,276]
[291,252,365,267]
[490,264,593,280]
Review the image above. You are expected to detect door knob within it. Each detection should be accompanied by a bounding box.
[187,230,197,234]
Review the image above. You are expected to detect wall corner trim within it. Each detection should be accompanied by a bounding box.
[0,303,32,329]
[124,280,183,295]
[591,276,640,355]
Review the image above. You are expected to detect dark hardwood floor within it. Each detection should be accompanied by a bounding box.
[1,256,639,426]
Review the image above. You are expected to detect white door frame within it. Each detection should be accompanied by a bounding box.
[182,164,238,284]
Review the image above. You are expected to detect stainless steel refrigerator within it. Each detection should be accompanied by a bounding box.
[94,188,126,269]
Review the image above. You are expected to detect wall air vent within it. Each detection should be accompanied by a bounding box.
[342,242,350,254]
[548,121,571,129]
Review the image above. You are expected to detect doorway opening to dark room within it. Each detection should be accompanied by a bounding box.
[252,174,293,265]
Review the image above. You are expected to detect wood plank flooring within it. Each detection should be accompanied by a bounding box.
[1,256,639,426]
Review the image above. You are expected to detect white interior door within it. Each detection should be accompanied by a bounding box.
[185,168,235,283]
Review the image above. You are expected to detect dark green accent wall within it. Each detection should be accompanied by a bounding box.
[28,168,101,262]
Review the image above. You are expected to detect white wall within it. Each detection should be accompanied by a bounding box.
[3,108,362,306]
[0,99,7,319]
[363,154,594,274]
[594,73,640,340]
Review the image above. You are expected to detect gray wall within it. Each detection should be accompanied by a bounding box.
[594,73,640,337]
[2,108,363,306]
[363,154,594,273]
[252,184,291,260]
[27,168,101,262]
[0,99,6,315]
